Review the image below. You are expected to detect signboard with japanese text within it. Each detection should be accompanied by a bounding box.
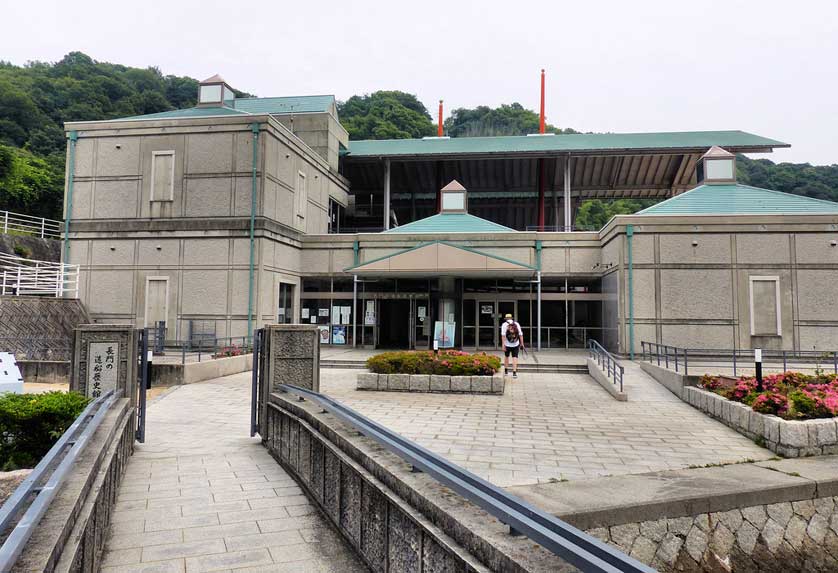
[87,342,119,398]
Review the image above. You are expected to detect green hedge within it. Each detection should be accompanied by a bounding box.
[366,350,501,376]
[0,391,90,470]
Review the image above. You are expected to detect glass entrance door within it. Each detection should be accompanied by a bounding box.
[412,298,430,349]
[477,300,496,349]
[498,300,516,346]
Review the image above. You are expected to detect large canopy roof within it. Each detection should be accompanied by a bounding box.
[345,130,787,160]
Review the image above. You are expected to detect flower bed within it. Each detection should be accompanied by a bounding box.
[366,350,500,376]
[700,372,838,420]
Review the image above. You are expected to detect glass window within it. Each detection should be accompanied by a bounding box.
[442,192,465,211]
[302,278,331,293]
[199,84,222,103]
[278,283,294,324]
[222,86,235,104]
[705,158,734,180]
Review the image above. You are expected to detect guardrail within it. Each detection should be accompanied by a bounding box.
[277,383,654,573]
[587,339,624,392]
[0,210,62,239]
[641,341,838,377]
[0,252,79,298]
[0,389,120,570]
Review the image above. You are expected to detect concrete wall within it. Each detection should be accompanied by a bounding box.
[601,214,838,353]
[64,114,349,337]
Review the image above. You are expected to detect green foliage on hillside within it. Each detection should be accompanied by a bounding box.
[575,198,660,231]
[737,155,838,203]
[444,103,578,137]
[0,52,207,218]
[337,91,436,140]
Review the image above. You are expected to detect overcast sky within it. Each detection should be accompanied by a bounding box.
[4,0,837,164]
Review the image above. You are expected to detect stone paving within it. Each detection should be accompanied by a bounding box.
[101,375,365,573]
[321,360,774,487]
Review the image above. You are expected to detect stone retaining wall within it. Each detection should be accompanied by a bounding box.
[357,372,504,394]
[263,395,492,573]
[585,496,838,572]
[14,398,135,572]
[683,386,838,457]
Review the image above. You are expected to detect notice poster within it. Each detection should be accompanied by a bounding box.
[433,322,456,349]
[332,326,347,345]
[318,326,330,344]
[364,300,375,325]
[301,308,310,320]
[318,308,329,317]
[340,306,351,325]
[332,306,341,324]
[480,304,493,315]
[417,306,426,318]
[310,316,317,324]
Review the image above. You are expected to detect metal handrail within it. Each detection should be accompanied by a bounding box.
[0,389,120,570]
[586,339,624,392]
[640,341,838,377]
[276,383,654,573]
[0,252,79,298]
[0,210,62,239]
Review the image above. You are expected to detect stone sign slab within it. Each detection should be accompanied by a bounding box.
[87,342,119,398]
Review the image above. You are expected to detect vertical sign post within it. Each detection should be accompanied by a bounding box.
[755,348,763,392]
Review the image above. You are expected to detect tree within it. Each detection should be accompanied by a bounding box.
[0,144,63,219]
[575,198,659,231]
[444,103,578,137]
[338,91,435,140]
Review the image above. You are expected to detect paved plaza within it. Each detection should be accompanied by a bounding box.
[321,360,774,487]
[101,377,365,573]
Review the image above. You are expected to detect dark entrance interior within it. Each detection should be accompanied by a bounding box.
[379,299,410,348]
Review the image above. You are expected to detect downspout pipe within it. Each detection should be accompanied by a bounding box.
[626,224,635,359]
[353,240,360,267]
[247,123,259,341]
[62,131,78,265]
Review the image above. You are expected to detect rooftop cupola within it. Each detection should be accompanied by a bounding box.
[440,180,467,213]
[197,74,236,107]
[697,145,736,184]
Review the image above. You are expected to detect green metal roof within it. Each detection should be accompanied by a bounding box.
[637,183,838,216]
[119,106,250,120]
[117,95,335,121]
[384,212,516,234]
[233,95,334,114]
[346,131,787,158]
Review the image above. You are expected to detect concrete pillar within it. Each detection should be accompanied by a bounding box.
[264,324,320,392]
[70,324,138,404]
[563,158,572,230]
[383,159,391,230]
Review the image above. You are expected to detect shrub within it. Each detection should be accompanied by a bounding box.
[366,350,500,376]
[0,391,90,470]
[213,345,245,358]
[700,371,838,420]
[13,243,32,258]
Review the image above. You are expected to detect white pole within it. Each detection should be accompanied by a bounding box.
[537,271,542,351]
[3,211,7,234]
[563,158,572,230]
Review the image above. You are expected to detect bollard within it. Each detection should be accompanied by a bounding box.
[755,349,763,392]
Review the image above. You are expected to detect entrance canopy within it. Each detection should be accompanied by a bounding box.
[345,241,536,277]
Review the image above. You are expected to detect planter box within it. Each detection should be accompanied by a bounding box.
[357,372,504,394]
[683,386,838,457]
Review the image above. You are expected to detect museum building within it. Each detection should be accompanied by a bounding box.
[62,75,838,354]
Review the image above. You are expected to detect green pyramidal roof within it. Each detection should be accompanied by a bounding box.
[117,95,335,121]
[384,212,516,234]
[638,183,838,216]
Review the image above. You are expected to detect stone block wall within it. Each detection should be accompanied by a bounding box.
[262,397,490,573]
[683,386,838,457]
[0,296,90,360]
[357,372,504,394]
[14,399,135,572]
[585,497,838,572]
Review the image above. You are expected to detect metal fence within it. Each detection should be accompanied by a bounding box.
[0,389,120,569]
[0,210,62,239]
[275,383,654,573]
[0,253,79,298]
[641,341,838,377]
[587,339,624,392]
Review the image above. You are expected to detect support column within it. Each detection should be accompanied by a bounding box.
[352,275,358,348]
[383,159,391,230]
[537,158,545,230]
[563,157,572,230]
[552,157,561,230]
[536,271,542,351]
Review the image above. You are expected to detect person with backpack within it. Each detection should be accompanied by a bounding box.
[500,313,524,378]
